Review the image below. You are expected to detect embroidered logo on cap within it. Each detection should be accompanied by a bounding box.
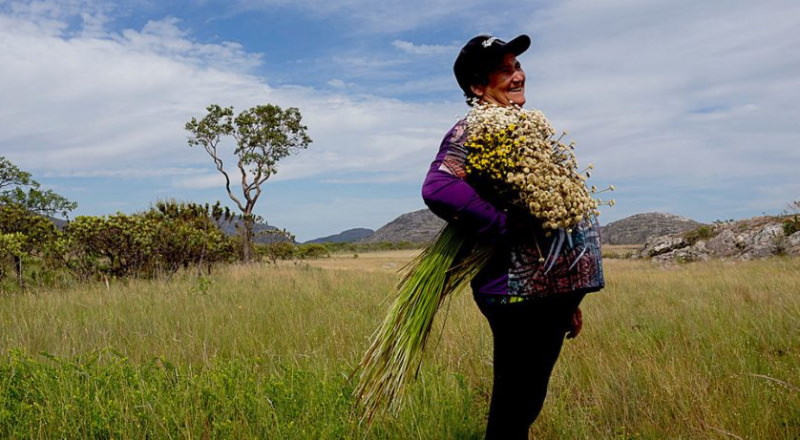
[482,37,499,48]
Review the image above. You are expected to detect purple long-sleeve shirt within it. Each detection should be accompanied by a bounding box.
[421,119,512,296]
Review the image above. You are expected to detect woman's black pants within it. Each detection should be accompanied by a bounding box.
[476,293,583,440]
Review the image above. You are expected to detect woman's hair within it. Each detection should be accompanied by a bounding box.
[460,67,492,104]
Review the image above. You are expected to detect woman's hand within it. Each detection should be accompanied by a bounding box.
[566,307,583,339]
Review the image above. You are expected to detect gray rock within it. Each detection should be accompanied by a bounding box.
[741,224,784,259]
[641,234,689,257]
[789,231,800,254]
[705,228,742,257]
[640,217,799,262]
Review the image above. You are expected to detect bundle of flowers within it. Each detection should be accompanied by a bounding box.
[464,101,613,230]
[353,102,612,423]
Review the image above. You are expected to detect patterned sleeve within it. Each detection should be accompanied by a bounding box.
[421,119,509,243]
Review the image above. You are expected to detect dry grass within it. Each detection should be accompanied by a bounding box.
[278,250,422,272]
[1,254,798,439]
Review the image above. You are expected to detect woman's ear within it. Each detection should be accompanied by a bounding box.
[470,84,485,98]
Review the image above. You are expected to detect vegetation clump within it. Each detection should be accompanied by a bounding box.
[683,224,718,245]
[782,201,800,236]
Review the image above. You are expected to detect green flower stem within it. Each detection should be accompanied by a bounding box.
[353,224,490,423]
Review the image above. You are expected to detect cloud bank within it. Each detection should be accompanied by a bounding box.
[1,0,799,240]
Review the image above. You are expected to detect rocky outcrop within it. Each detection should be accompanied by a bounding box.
[640,217,800,261]
[359,209,445,244]
[601,212,703,245]
[359,210,706,247]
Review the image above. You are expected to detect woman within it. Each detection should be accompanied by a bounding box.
[421,34,594,439]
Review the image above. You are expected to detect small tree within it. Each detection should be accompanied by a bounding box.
[0,156,77,218]
[0,204,60,287]
[185,104,311,262]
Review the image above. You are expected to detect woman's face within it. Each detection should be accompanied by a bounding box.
[471,53,526,107]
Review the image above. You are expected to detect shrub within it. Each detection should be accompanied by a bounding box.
[296,243,329,259]
[259,242,297,263]
[782,201,800,236]
[683,225,717,245]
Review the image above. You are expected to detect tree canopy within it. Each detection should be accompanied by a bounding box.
[0,156,77,218]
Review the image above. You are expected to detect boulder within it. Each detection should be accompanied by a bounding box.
[641,234,689,258]
[740,223,785,259]
[705,228,743,257]
[788,231,800,254]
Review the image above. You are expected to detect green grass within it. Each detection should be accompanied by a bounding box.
[1,256,799,439]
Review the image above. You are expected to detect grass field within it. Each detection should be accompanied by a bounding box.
[1,252,798,439]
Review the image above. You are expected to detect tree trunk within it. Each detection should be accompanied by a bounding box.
[242,215,254,262]
[14,255,23,289]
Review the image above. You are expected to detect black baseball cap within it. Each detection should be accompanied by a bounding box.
[453,34,531,97]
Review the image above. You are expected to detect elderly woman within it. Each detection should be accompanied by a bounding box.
[421,34,590,439]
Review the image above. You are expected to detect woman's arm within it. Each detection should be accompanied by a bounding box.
[422,166,509,244]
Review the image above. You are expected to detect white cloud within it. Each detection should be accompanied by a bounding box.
[0,11,269,175]
[392,40,454,56]
[233,0,492,33]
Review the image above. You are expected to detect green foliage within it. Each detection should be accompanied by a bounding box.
[65,214,157,278]
[782,200,800,236]
[147,200,236,272]
[0,204,59,256]
[0,204,61,286]
[257,242,334,263]
[64,202,235,279]
[683,224,717,245]
[0,350,356,439]
[185,103,312,262]
[0,156,77,217]
[0,232,24,258]
[296,243,330,259]
[258,241,297,263]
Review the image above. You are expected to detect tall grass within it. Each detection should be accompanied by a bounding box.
[1,256,799,439]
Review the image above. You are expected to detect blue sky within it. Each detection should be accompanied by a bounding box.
[1,0,798,241]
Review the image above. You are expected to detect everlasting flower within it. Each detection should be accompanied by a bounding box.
[464,102,603,229]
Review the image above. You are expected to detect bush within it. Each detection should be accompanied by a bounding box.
[259,242,297,263]
[683,225,717,245]
[296,243,330,259]
[782,201,800,236]
[64,202,235,279]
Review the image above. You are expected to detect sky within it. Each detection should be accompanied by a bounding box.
[1,0,798,242]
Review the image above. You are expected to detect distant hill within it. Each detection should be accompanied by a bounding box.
[304,228,374,244]
[47,216,69,230]
[354,209,703,246]
[216,218,293,244]
[601,212,704,245]
[359,209,445,244]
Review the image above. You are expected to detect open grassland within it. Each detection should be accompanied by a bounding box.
[1,253,799,439]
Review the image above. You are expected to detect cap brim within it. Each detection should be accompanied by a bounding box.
[504,34,531,56]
